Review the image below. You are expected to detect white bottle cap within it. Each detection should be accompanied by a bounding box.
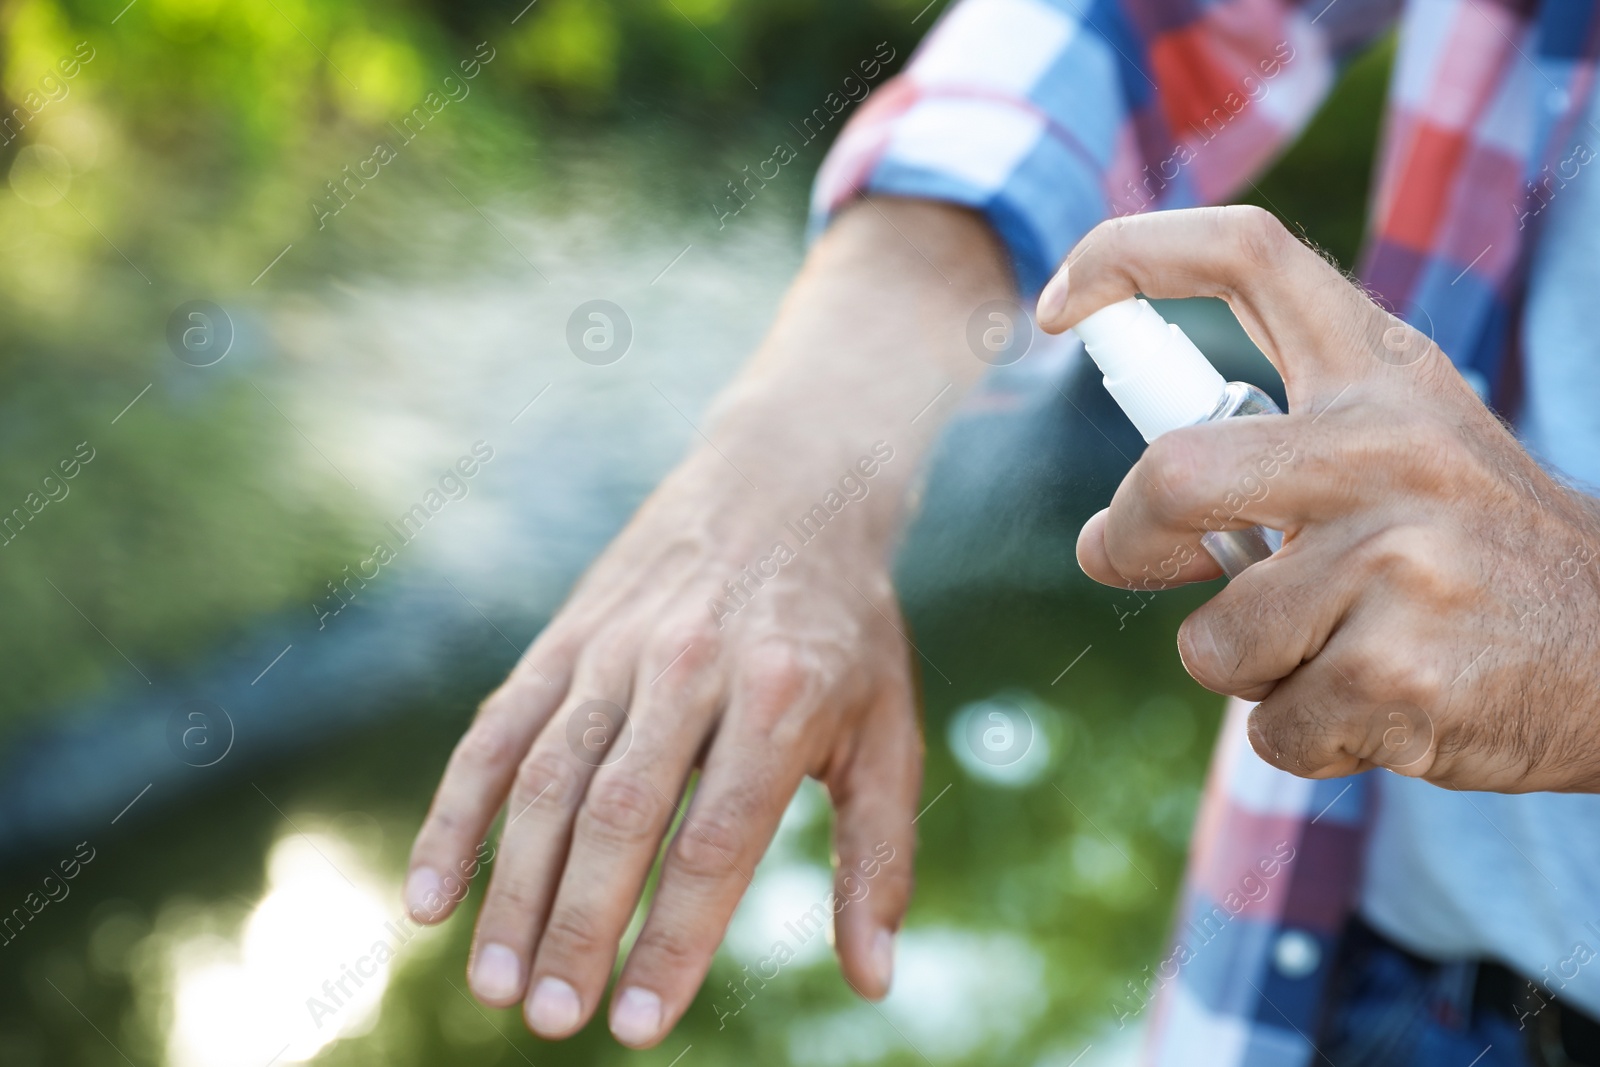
[1072,298,1228,442]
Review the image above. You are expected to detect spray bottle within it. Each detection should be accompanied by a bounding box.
[1072,298,1283,578]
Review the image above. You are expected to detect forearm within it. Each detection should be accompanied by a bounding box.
[670,196,1015,556]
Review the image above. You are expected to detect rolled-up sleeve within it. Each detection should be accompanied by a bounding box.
[810,0,1396,294]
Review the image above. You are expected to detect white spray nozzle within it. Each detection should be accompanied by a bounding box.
[1072,298,1227,442]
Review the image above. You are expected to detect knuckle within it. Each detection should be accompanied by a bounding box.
[577,776,664,846]
[514,627,575,683]
[1085,213,1135,252]
[671,807,750,881]
[1345,639,1442,707]
[646,617,721,676]
[533,623,583,665]
[541,907,605,960]
[1355,524,1428,573]
[416,808,461,843]
[738,642,822,728]
[1226,205,1293,273]
[1396,417,1464,480]
[584,625,637,666]
[483,873,541,918]
[1140,434,1206,519]
[630,924,702,972]
[513,748,583,811]
[1355,526,1470,604]
[453,717,518,776]
[1359,410,1478,496]
[870,862,915,908]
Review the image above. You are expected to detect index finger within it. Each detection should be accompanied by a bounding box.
[1036,206,1407,402]
[1082,411,1360,588]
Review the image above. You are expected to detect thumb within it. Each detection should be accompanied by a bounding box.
[827,684,922,1000]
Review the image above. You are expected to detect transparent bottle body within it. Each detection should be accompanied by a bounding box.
[1195,381,1285,579]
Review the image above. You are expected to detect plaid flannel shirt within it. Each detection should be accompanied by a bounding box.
[809,0,1600,1062]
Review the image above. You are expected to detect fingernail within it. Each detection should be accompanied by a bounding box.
[471,943,521,1003]
[1036,265,1070,326]
[527,976,582,1036]
[610,986,662,1046]
[404,867,442,921]
[871,928,896,992]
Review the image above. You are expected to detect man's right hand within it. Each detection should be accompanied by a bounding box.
[403,198,1017,1047]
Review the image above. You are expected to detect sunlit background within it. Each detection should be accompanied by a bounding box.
[0,0,1389,1063]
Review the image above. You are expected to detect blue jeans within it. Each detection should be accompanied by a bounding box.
[1319,922,1535,1066]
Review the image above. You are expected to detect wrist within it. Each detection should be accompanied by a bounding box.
[674,431,908,554]
[648,196,1014,570]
